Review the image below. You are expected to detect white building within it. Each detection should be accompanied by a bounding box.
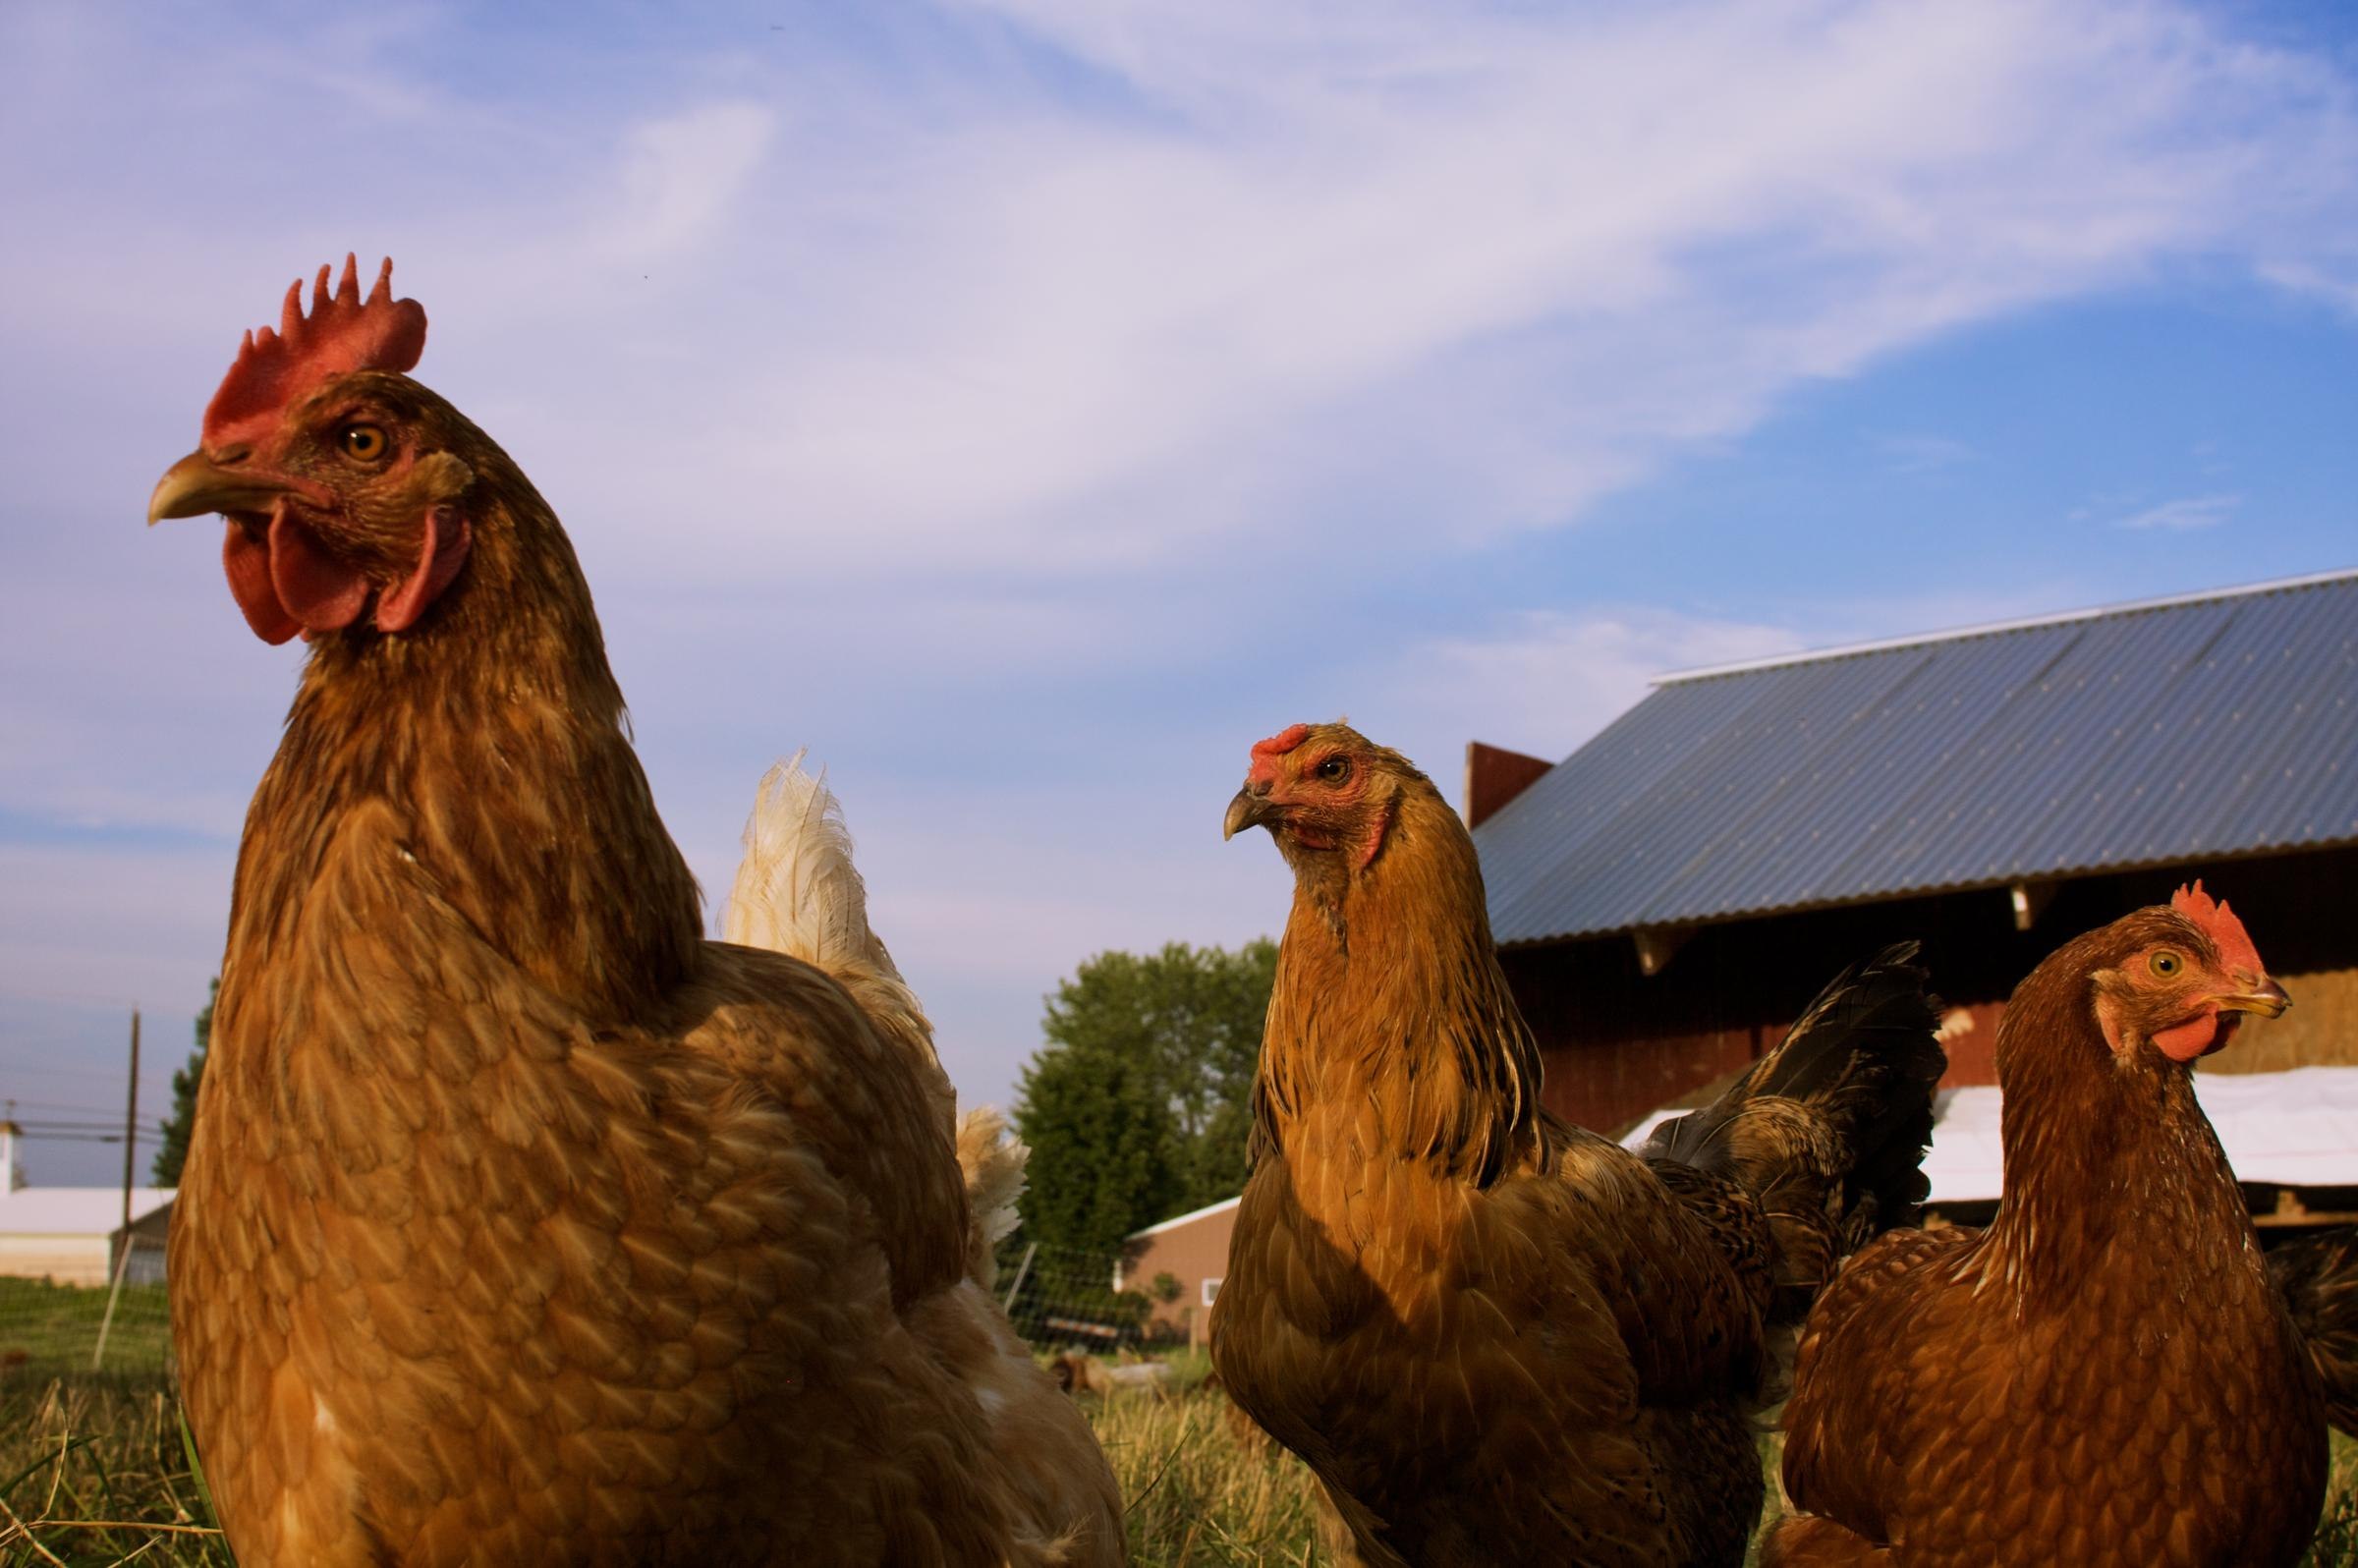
[0,1123,176,1285]
[0,1189,176,1286]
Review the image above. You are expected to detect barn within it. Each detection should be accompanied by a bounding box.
[1132,569,2358,1267]
[1115,1196,1239,1344]
[1122,568,2358,1282]
[1470,568,2358,1160]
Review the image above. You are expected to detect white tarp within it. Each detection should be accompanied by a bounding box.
[1619,1065,2358,1204]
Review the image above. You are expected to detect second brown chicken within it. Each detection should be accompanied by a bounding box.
[1209,722,1945,1568]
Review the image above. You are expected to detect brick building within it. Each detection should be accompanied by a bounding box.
[1115,1196,1239,1344]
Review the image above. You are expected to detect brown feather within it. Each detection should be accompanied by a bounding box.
[166,356,1123,1563]
[1212,723,1939,1568]
[1768,906,2329,1567]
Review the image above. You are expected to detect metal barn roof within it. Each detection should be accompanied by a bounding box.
[1477,570,2358,947]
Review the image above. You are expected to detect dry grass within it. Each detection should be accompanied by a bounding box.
[1073,1360,2358,1568]
[0,1376,227,1567]
[2,1364,2350,1566]
[1073,1351,1330,1566]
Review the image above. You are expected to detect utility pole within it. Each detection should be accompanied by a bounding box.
[121,1009,140,1239]
[96,1010,143,1372]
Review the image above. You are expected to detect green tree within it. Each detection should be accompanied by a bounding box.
[151,978,216,1186]
[1012,939,1277,1254]
[1013,1042,1180,1256]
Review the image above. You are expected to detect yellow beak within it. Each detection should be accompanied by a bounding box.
[147,448,292,526]
[2215,979,2291,1019]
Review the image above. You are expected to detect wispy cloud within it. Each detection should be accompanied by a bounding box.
[1383,608,1810,770]
[4,0,2358,1172]
[2115,492,2241,531]
[1873,432,1977,474]
[11,1,2358,586]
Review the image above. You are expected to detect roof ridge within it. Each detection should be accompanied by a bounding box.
[1655,566,2358,686]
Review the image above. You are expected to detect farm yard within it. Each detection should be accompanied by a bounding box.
[1,1331,2355,1566]
[9,2,2358,1563]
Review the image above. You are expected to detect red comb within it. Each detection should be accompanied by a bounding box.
[202,256,427,449]
[1246,724,1311,785]
[2171,881,2264,977]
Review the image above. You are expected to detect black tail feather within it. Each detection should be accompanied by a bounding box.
[1643,943,1946,1300]
[2270,1225,2358,1436]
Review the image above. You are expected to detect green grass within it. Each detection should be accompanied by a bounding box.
[2302,1434,2358,1568]
[0,1279,172,1380]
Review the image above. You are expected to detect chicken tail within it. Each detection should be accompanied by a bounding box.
[957,1106,1031,1292]
[723,752,930,1049]
[725,756,1029,1292]
[2269,1225,2358,1436]
[1641,942,1945,1316]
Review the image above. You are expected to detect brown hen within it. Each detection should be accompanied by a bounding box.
[147,258,1122,1566]
[1766,886,2326,1567]
[1209,722,1943,1568]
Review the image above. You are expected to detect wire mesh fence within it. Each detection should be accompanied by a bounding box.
[995,1234,1207,1353]
[0,1232,172,1379]
[2,1230,1191,1380]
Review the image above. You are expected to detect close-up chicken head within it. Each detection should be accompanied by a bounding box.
[146,255,477,644]
[2091,881,2289,1064]
[1221,720,1421,872]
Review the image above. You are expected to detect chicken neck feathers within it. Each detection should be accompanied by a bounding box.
[176,383,1119,1564]
[1220,770,1779,1566]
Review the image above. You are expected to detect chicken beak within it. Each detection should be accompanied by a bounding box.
[147,448,291,526]
[2214,978,2291,1020]
[1224,786,1276,842]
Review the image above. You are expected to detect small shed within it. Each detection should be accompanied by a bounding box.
[1116,1196,1241,1343]
[0,1189,176,1286]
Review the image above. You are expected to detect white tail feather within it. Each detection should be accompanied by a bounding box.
[724,751,894,978]
[725,756,1027,1288]
[724,752,935,1050]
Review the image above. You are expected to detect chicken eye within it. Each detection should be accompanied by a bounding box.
[338,424,388,461]
[2149,950,2183,980]
[1317,756,1351,784]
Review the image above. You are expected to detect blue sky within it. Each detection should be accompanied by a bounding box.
[3,0,2355,1185]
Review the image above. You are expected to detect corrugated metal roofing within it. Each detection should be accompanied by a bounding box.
[1477,571,2358,946]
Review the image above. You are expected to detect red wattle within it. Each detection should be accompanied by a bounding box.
[222,519,302,644]
[374,504,472,633]
[268,510,369,635]
[2153,1010,2221,1062]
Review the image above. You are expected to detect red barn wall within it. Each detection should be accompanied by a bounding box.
[1117,1203,1238,1339]
[1497,845,2358,1134]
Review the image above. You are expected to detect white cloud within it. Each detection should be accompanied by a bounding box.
[2114,492,2241,531]
[6,0,2358,1122]
[595,102,779,268]
[12,0,2358,588]
[1380,608,1810,775]
[1873,432,1977,474]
